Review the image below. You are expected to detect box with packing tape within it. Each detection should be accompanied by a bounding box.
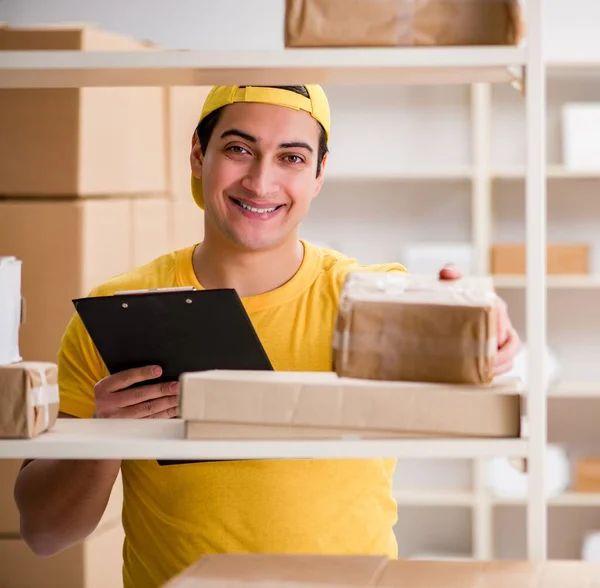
[285,0,524,48]
[0,362,59,438]
[332,272,497,385]
[180,370,521,440]
[164,553,600,587]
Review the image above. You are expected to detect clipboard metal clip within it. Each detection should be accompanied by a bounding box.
[114,287,197,296]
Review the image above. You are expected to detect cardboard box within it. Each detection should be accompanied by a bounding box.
[285,0,523,48]
[170,198,205,250]
[164,553,600,587]
[0,198,171,362]
[0,256,22,365]
[332,273,497,385]
[0,362,58,438]
[575,457,600,493]
[180,370,521,439]
[491,244,590,275]
[167,86,211,201]
[0,459,124,535]
[0,521,124,588]
[0,24,167,196]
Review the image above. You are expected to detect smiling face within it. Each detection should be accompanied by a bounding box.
[191,102,327,251]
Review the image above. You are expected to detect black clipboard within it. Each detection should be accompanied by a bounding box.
[72,287,273,466]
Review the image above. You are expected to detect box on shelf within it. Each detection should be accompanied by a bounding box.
[170,198,205,251]
[490,244,590,275]
[164,553,600,587]
[575,457,600,493]
[0,24,167,196]
[0,520,124,588]
[0,460,123,534]
[562,103,600,171]
[332,272,497,385]
[285,0,523,48]
[0,362,58,438]
[180,370,521,440]
[0,256,22,366]
[0,198,171,362]
[167,86,211,201]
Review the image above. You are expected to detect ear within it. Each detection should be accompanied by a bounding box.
[190,133,203,180]
[313,154,328,198]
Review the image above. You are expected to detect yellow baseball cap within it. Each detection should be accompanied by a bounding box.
[190,85,331,210]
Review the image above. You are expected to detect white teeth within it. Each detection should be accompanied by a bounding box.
[238,201,278,214]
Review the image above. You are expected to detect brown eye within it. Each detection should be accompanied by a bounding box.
[283,154,304,164]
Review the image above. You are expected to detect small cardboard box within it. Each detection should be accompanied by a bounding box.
[285,0,523,48]
[0,24,167,196]
[0,198,171,362]
[0,362,58,438]
[180,370,521,440]
[491,243,590,275]
[332,272,497,385]
[575,457,600,493]
[164,553,600,587]
[0,521,124,588]
[0,256,22,366]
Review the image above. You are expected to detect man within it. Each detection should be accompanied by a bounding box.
[14,85,520,588]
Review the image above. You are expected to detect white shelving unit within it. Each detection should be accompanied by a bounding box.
[0,0,549,565]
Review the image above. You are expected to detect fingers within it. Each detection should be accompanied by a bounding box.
[113,381,178,409]
[439,264,463,281]
[115,394,180,419]
[144,406,179,419]
[493,328,522,376]
[98,365,162,394]
[495,296,509,347]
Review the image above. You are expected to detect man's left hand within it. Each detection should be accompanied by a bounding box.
[439,264,521,377]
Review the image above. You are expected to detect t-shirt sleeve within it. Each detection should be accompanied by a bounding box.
[58,310,108,419]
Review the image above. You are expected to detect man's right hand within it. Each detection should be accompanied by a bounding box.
[94,365,179,419]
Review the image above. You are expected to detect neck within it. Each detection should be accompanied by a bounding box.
[193,227,305,298]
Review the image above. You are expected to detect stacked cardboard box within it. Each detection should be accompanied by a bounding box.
[0,460,124,588]
[0,25,209,363]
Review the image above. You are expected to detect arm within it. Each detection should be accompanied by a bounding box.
[14,310,178,557]
[14,415,122,556]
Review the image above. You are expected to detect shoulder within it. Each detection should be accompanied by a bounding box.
[89,246,194,297]
[306,241,407,297]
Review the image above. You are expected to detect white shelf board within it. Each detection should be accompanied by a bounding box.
[549,382,600,398]
[494,275,600,289]
[493,165,600,180]
[394,489,475,506]
[0,47,526,88]
[326,168,473,182]
[0,419,528,460]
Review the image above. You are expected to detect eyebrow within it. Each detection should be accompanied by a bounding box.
[220,129,314,153]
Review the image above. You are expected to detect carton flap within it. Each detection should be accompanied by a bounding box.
[166,554,388,587]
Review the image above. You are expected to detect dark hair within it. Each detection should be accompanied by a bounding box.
[195,85,329,177]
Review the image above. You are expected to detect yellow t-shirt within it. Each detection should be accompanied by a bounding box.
[58,240,406,588]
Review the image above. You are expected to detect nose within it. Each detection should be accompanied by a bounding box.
[240,158,280,199]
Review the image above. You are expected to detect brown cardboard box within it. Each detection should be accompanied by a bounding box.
[285,0,523,48]
[0,362,58,438]
[0,521,124,588]
[491,243,590,275]
[575,457,600,493]
[180,370,521,439]
[167,86,211,201]
[0,460,123,534]
[332,273,497,385]
[0,25,167,196]
[0,198,171,362]
[164,553,600,587]
[170,198,205,251]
